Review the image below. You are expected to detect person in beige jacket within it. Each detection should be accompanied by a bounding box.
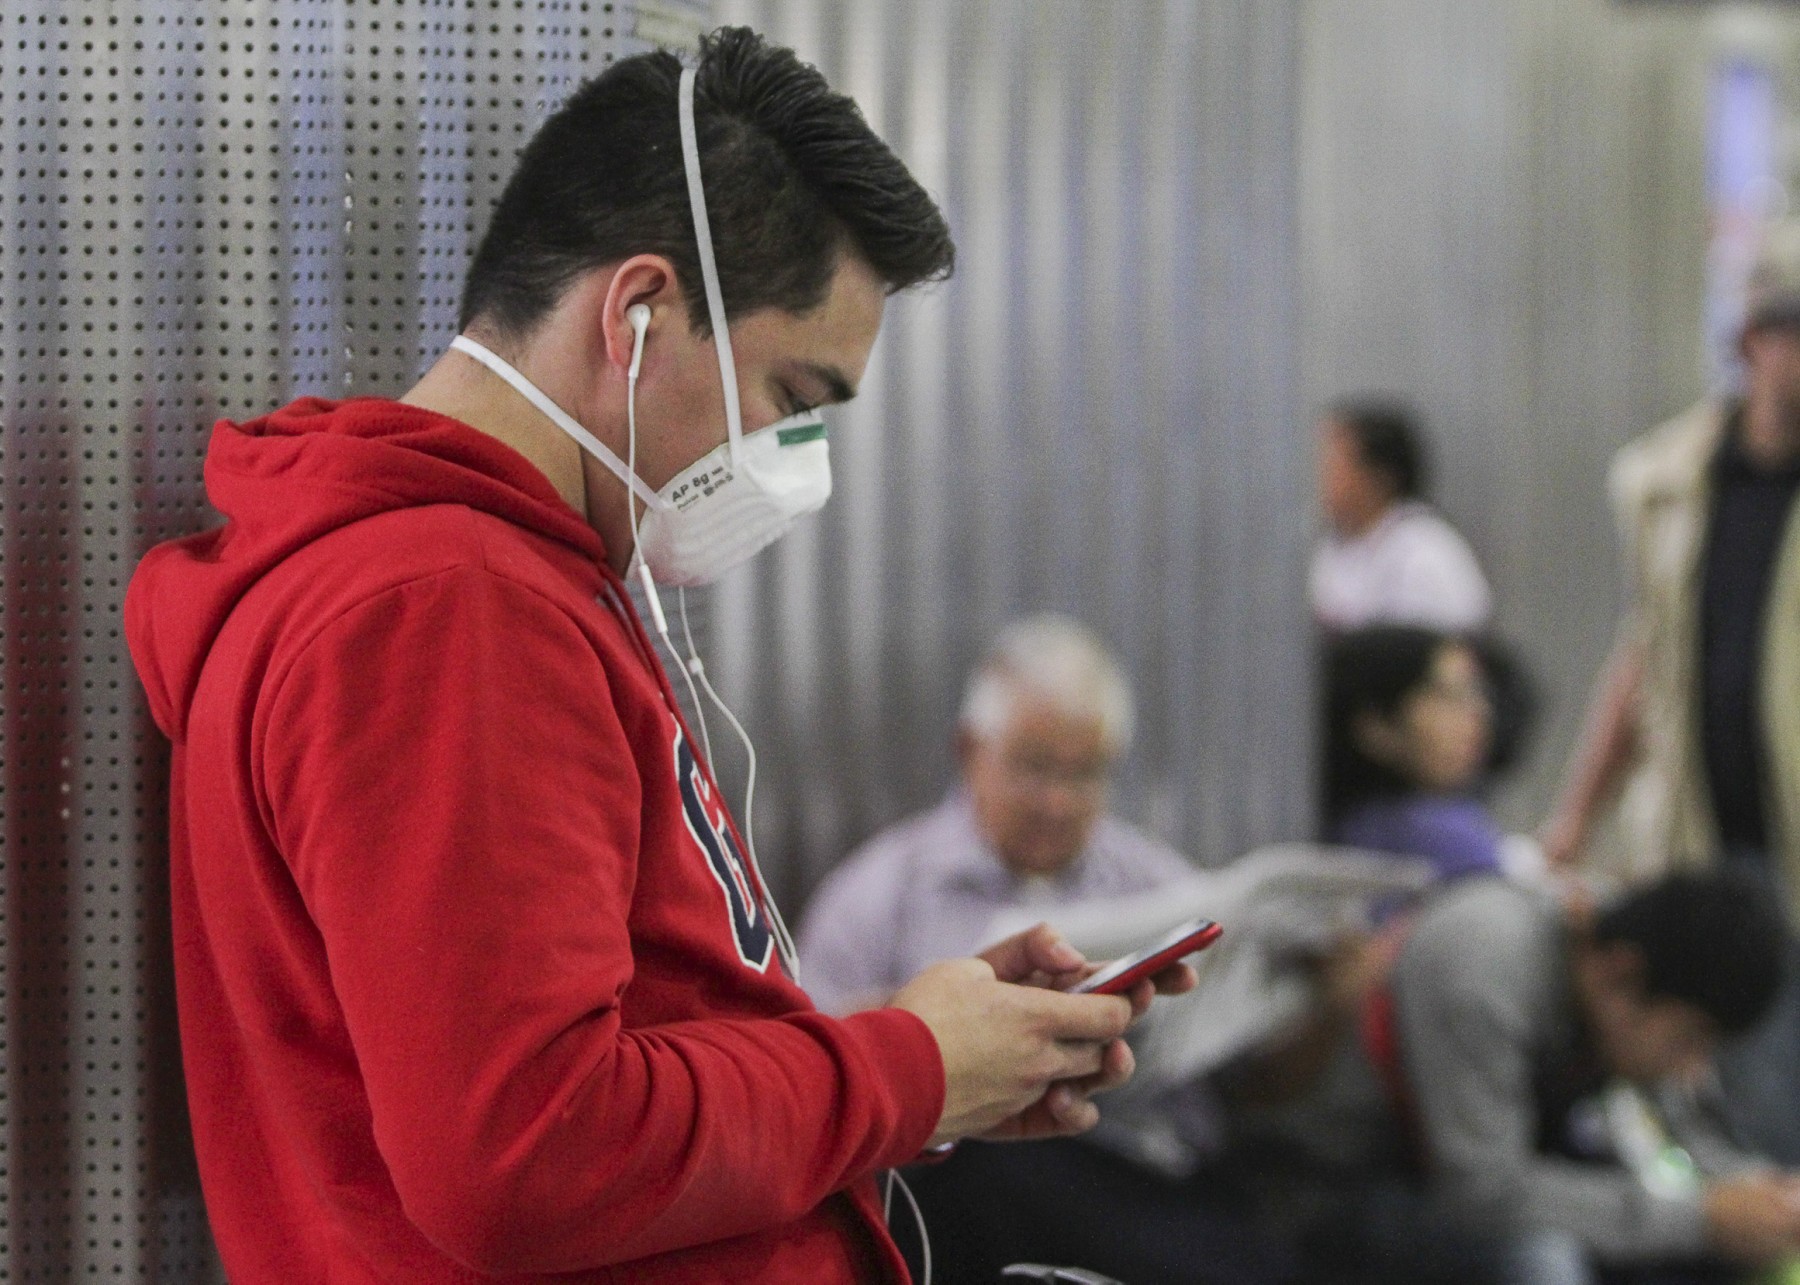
[1545,219,1800,1164]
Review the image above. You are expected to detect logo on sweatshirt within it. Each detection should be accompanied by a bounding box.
[673,730,775,972]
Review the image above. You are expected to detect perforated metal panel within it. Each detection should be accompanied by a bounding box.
[0,3,688,1276]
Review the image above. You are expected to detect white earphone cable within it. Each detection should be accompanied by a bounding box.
[676,585,798,981]
[883,1168,931,1285]
[626,364,716,773]
[672,584,717,769]
[625,356,797,980]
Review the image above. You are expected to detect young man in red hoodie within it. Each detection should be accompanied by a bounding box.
[124,27,1180,1285]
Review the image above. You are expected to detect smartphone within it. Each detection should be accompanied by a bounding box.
[1069,918,1222,995]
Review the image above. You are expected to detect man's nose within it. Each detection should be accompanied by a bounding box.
[1032,780,1092,816]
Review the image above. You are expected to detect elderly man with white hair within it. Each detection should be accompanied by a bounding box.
[798,616,1294,1285]
[798,613,1192,1015]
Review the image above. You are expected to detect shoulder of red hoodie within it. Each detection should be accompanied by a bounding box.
[124,397,943,1283]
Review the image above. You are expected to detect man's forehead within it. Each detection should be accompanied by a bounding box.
[997,697,1109,747]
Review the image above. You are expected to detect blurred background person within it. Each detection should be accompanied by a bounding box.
[799,613,1295,1285]
[1323,624,1505,885]
[1231,871,1800,1285]
[1311,398,1495,636]
[1543,220,1800,1165]
[1370,871,1800,1285]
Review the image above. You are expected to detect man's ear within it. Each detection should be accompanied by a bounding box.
[598,255,682,375]
[955,728,981,774]
[1364,467,1403,511]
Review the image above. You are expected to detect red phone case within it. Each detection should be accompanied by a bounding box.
[1073,919,1223,995]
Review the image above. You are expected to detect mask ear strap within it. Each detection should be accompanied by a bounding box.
[678,66,745,470]
[450,335,662,510]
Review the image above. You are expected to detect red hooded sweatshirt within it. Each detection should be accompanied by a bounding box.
[124,397,944,1283]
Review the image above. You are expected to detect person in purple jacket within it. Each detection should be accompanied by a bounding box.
[1323,624,1504,882]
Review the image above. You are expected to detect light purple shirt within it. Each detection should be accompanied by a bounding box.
[796,791,1197,1015]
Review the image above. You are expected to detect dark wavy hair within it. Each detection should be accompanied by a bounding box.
[1330,398,1428,501]
[1595,870,1787,1036]
[1321,626,1536,829]
[1322,624,1459,826]
[460,26,955,338]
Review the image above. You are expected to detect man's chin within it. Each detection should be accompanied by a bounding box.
[1006,846,1081,879]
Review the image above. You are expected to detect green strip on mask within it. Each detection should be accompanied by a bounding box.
[775,422,828,447]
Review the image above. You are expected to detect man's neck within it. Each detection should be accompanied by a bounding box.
[1333,496,1398,541]
[402,348,583,506]
[402,337,638,576]
[1738,393,1800,471]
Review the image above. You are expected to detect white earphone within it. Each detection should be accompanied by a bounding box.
[621,300,665,632]
[626,304,650,378]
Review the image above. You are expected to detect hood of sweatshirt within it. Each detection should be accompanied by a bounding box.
[125,397,607,743]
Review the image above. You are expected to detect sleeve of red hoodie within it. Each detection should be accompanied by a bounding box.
[258,563,945,1274]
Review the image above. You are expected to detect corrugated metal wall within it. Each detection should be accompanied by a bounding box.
[1301,0,1800,836]
[0,3,674,1276]
[708,0,1312,911]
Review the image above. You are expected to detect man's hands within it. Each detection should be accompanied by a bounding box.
[889,923,1196,1149]
[977,920,1198,1018]
[1704,1173,1800,1265]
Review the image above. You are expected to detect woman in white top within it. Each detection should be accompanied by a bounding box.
[1310,398,1493,634]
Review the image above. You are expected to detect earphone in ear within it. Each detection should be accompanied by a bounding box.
[625,304,650,379]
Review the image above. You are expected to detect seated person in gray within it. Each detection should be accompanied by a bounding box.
[798,614,1293,1285]
[1267,872,1800,1285]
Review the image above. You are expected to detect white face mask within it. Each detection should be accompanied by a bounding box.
[450,65,833,588]
[630,407,830,586]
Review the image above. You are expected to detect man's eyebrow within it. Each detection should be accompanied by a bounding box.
[798,361,858,405]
